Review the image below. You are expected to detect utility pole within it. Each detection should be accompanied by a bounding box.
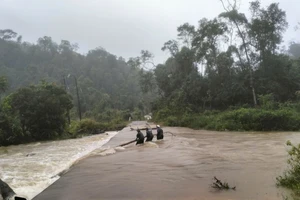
[74,76,82,121]
[62,75,71,124]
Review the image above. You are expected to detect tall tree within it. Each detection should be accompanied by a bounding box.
[0,76,8,94]
[219,1,258,106]
[0,29,17,40]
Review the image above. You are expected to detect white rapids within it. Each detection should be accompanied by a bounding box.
[0,131,119,200]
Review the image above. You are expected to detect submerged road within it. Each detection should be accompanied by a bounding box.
[33,121,298,200]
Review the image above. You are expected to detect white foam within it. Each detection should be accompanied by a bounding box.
[115,146,126,151]
[98,148,117,156]
[143,142,159,148]
[0,131,119,200]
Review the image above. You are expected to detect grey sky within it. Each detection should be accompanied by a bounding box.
[0,0,299,64]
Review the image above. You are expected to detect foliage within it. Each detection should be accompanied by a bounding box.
[277,141,300,199]
[1,1,300,146]
[0,103,23,146]
[151,0,298,114]
[1,77,72,145]
[0,82,127,146]
[67,119,126,136]
[0,34,146,123]
[154,102,300,132]
[0,27,155,145]
[0,82,73,145]
[258,93,277,109]
[0,76,8,94]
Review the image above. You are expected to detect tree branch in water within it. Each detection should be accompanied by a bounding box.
[211,176,236,190]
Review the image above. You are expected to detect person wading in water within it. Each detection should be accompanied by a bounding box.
[145,127,154,142]
[156,125,164,140]
[136,129,145,145]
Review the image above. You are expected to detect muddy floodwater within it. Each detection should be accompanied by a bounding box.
[0,132,118,199]
[30,121,300,200]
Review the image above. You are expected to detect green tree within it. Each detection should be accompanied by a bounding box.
[0,29,17,40]
[0,76,8,94]
[219,2,258,106]
[7,82,73,140]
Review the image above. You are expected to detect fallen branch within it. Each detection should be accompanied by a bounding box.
[211,177,236,190]
[119,139,137,147]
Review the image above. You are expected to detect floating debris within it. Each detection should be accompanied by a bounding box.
[211,176,236,190]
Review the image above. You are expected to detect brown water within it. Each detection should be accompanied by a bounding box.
[34,121,300,200]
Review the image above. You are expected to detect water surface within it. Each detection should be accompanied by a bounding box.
[0,132,118,199]
[34,122,299,200]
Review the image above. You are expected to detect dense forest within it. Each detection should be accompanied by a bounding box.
[141,0,300,132]
[1,0,300,197]
[1,0,300,138]
[0,33,147,119]
[0,29,156,145]
[1,0,300,144]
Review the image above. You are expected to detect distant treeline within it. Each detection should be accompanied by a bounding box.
[2,0,300,141]
[135,1,300,132]
[0,30,149,122]
[0,29,154,145]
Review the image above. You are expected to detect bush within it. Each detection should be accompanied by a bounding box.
[258,94,278,110]
[67,118,127,136]
[77,119,105,134]
[0,82,73,145]
[277,141,300,199]
[164,116,180,126]
[154,106,300,132]
[0,107,25,145]
[7,82,73,140]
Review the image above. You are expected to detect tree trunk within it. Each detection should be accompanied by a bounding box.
[233,21,257,106]
[119,139,137,147]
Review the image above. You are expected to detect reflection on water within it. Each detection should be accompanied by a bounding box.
[34,123,300,200]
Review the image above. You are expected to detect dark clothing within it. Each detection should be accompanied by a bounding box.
[157,127,164,140]
[145,130,154,141]
[136,131,145,145]
[0,179,16,200]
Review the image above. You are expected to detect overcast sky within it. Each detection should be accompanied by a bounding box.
[0,0,299,64]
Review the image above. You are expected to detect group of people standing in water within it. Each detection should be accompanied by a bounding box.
[136,125,164,145]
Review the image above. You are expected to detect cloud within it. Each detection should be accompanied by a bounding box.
[0,0,299,64]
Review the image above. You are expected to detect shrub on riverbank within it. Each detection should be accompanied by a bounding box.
[0,82,127,146]
[277,141,300,200]
[0,82,73,146]
[67,119,127,137]
[154,106,300,132]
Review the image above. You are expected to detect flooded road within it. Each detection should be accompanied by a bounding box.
[34,121,300,200]
[0,132,118,200]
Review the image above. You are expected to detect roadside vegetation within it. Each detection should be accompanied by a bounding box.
[0,81,128,146]
[277,141,300,200]
[154,94,300,132]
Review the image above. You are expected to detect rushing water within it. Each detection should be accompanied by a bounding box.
[2,121,300,200]
[34,122,300,200]
[0,131,118,200]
